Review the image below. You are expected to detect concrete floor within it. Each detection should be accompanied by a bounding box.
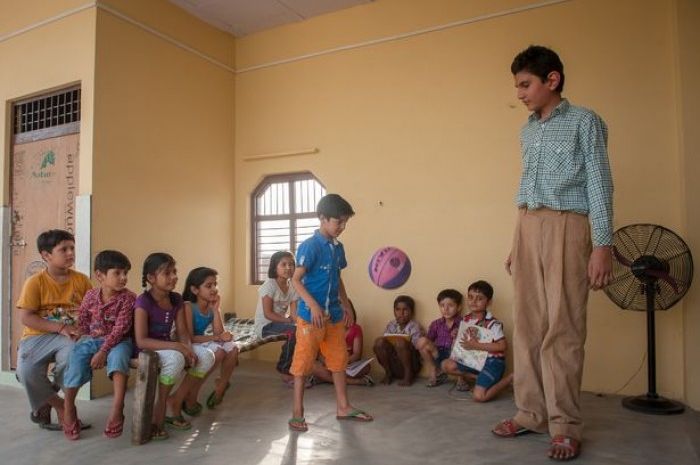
[2,361,699,465]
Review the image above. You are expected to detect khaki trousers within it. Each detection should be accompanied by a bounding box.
[511,208,591,441]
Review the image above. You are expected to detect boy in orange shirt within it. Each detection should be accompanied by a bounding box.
[16,230,92,430]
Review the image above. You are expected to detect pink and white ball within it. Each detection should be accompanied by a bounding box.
[368,247,412,289]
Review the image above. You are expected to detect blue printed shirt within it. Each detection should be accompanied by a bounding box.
[516,99,614,246]
[295,229,347,323]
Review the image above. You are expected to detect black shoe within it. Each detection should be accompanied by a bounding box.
[39,420,92,432]
[30,405,51,425]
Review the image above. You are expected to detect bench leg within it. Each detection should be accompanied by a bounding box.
[131,350,159,445]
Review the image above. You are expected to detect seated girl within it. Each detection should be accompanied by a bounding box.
[133,253,215,440]
[254,251,300,386]
[181,267,239,414]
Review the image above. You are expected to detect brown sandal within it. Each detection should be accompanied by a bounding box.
[548,435,581,461]
[103,416,124,438]
[491,418,532,438]
[63,419,82,441]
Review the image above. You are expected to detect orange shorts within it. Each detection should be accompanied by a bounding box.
[290,318,348,376]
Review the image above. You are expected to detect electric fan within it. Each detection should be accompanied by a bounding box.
[604,224,693,414]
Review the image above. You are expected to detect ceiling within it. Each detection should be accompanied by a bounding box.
[169,0,374,37]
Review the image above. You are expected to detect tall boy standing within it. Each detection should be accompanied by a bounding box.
[493,46,614,462]
[289,194,373,432]
[16,230,92,429]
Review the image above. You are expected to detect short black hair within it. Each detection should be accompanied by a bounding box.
[393,295,415,313]
[467,280,494,301]
[268,251,294,278]
[94,250,131,273]
[37,229,74,254]
[511,45,565,93]
[317,194,355,219]
[437,288,463,305]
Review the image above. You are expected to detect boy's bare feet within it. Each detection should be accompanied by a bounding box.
[398,377,413,386]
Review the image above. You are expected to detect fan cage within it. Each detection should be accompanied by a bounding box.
[604,224,693,311]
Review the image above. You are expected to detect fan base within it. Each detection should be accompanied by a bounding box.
[622,394,685,415]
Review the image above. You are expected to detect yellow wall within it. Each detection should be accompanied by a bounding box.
[98,0,234,69]
[1,0,696,407]
[89,1,235,395]
[0,0,91,38]
[676,0,700,410]
[233,0,691,402]
[0,0,236,395]
[0,3,96,198]
[91,2,235,306]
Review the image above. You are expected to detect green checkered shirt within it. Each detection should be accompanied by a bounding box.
[517,99,614,246]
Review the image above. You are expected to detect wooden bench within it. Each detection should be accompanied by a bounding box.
[129,318,288,445]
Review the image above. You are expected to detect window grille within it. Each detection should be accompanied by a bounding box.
[13,87,81,135]
[251,172,326,283]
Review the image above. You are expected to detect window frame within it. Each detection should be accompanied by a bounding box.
[250,171,325,285]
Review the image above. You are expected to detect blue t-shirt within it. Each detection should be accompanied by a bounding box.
[191,303,214,336]
[295,229,347,323]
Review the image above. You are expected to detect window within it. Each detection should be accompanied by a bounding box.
[251,172,326,284]
[13,87,81,134]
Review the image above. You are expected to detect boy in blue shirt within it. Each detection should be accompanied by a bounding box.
[289,194,373,432]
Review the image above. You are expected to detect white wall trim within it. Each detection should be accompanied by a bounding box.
[0,1,235,74]
[95,2,236,74]
[0,2,96,44]
[236,0,573,73]
[1,0,572,76]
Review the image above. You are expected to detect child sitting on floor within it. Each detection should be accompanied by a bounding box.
[313,300,374,386]
[441,280,513,402]
[417,289,462,387]
[133,252,216,440]
[62,250,136,440]
[181,267,239,414]
[373,295,423,386]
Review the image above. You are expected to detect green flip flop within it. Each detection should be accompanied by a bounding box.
[206,381,231,409]
[336,408,373,422]
[150,425,170,441]
[164,415,192,431]
[182,401,203,417]
[288,417,308,432]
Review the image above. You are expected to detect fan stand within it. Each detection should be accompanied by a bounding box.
[622,280,685,415]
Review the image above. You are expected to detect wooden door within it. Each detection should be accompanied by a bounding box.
[10,133,79,367]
